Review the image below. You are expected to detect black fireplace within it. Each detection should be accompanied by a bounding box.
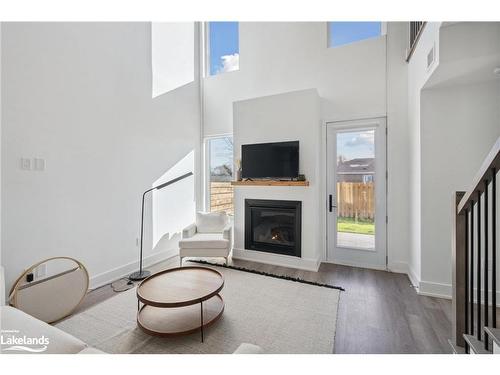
[245,199,301,257]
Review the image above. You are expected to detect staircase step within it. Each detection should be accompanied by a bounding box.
[484,327,500,350]
[463,334,492,354]
[448,339,466,354]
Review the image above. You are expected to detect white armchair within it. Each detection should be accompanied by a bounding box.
[179,212,232,266]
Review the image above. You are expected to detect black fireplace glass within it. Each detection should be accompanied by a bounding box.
[245,199,301,257]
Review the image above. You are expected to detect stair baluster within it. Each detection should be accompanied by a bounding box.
[470,202,475,340]
[484,180,489,350]
[492,168,497,331]
[452,138,499,353]
[477,190,482,342]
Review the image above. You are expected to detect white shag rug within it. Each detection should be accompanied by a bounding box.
[56,266,340,354]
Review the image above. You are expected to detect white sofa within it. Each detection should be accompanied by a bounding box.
[233,343,263,354]
[0,266,103,354]
[179,212,232,266]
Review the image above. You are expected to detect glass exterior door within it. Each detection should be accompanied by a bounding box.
[336,129,376,250]
[326,118,386,269]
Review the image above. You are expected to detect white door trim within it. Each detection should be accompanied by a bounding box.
[323,117,387,270]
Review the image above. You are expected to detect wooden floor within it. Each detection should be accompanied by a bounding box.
[76,256,453,354]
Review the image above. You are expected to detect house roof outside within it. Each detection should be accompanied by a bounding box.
[337,158,375,175]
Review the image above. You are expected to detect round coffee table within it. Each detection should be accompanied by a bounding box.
[136,266,224,342]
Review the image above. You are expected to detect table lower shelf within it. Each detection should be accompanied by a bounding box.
[137,294,224,337]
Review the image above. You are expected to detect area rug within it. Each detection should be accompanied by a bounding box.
[56,266,341,354]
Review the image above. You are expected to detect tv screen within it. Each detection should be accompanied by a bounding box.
[241,141,299,179]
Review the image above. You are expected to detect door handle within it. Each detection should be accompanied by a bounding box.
[329,195,336,212]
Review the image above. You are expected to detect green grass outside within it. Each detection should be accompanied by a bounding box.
[337,217,375,235]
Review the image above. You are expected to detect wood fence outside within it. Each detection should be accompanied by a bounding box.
[210,182,234,214]
[209,181,372,219]
[337,182,374,220]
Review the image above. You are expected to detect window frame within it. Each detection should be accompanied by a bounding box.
[204,134,235,213]
[204,22,240,77]
[327,22,386,49]
[202,22,210,78]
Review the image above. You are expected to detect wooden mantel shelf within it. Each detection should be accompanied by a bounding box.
[230,180,309,187]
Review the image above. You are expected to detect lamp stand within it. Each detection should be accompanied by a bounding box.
[129,188,152,281]
[128,172,193,282]
[129,270,151,281]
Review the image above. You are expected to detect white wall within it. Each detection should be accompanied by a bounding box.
[386,22,411,274]
[419,81,500,297]
[407,22,500,296]
[232,89,321,270]
[0,23,2,278]
[204,22,410,269]
[152,22,194,98]
[223,21,500,289]
[5,21,497,299]
[407,22,442,285]
[152,151,195,249]
[203,22,387,137]
[1,23,200,290]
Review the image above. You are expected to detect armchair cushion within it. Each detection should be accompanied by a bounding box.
[78,347,105,354]
[1,266,5,306]
[233,343,264,354]
[179,247,230,258]
[223,224,232,242]
[182,223,197,239]
[179,233,229,249]
[196,212,228,233]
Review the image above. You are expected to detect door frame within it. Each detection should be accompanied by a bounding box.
[322,116,388,270]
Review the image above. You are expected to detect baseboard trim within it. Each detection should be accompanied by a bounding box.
[418,280,452,299]
[324,259,386,271]
[387,261,408,274]
[89,249,177,289]
[415,281,500,303]
[391,270,500,303]
[387,261,420,290]
[407,266,420,289]
[232,248,320,272]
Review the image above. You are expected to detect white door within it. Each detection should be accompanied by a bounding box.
[326,118,387,269]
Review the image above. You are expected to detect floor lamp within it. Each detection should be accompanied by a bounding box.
[129,171,194,281]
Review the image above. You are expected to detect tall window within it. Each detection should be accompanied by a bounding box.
[207,137,234,214]
[328,22,382,48]
[208,22,239,76]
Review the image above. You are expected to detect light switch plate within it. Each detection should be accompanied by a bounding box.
[21,158,31,170]
[34,158,45,171]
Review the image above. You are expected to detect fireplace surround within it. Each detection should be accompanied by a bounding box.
[245,199,302,257]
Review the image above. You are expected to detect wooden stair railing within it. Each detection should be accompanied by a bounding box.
[452,136,500,354]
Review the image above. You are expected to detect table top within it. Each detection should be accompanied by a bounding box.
[136,266,224,308]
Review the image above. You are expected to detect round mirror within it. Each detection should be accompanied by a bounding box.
[9,257,89,323]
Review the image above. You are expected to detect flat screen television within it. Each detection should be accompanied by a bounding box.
[241,141,299,179]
